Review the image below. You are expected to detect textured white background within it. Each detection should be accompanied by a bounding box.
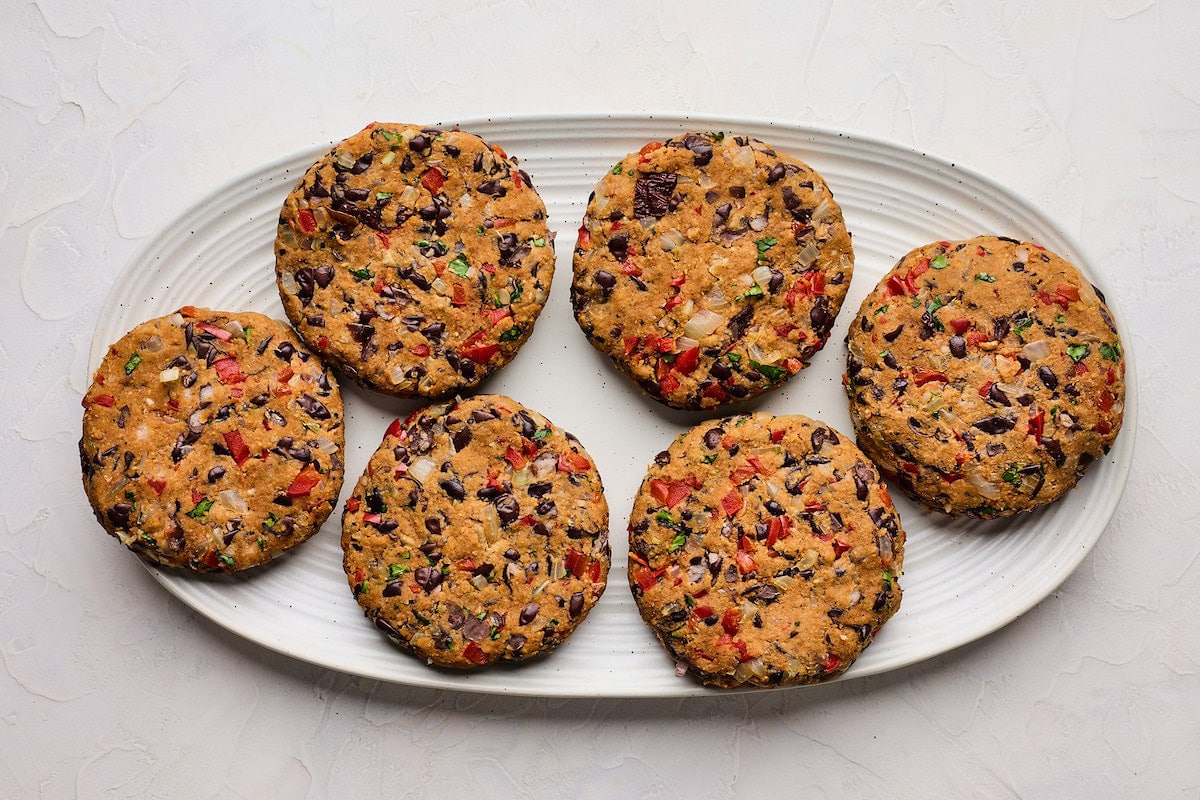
[3,1,1198,797]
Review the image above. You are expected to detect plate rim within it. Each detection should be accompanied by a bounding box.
[89,111,1137,697]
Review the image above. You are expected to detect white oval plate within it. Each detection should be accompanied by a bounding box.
[90,114,1135,697]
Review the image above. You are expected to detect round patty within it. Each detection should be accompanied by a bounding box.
[628,412,903,688]
[276,122,554,398]
[845,236,1126,517]
[80,308,345,572]
[342,394,610,669]
[571,131,854,410]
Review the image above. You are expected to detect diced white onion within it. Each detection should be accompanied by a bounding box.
[732,145,756,168]
[409,458,435,483]
[967,472,1002,499]
[811,198,831,223]
[1021,339,1051,361]
[159,368,180,383]
[470,575,489,590]
[749,215,768,232]
[752,265,773,287]
[797,241,820,268]
[706,285,727,309]
[313,437,338,455]
[676,336,700,351]
[683,309,724,339]
[219,489,249,514]
[222,320,244,339]
[399,185,420,206]
[280,271,299,294]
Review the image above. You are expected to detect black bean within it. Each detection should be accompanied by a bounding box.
[607,234,628,260]
[766,163,786,184]
[853,461,873,501]
[882,325,905,342]
[1038,366,1059,390]
[594,270,616,289]
[519,603,540,625]
[207,466,226,483]
[988,384,1011,406]
[949,335,967,358]
[765,500,784,516]
[296,394,331,420]
[535,499,556,517]
[408,134,430,153]
[107,503,132,528]
[413,566,442,592]
[439,477,465,501]
[451,427,472,452]
[495,494,520,526]
[527,482,553,497]
[713,202,732,226]
[634,172,677,218]
[711,362,732,381]
[569,592,584,619]
[810,296,832,332]
[972,415,1016,434]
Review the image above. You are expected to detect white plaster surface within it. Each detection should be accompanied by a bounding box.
[2,1,1197,796]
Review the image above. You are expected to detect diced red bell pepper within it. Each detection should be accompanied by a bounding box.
[1096,418,1113,435]
[978,380,995,398]
[663,293,683,312]
[223,430,251,466]
[658,371,680,395]
[504,445,527,469]
[345,497,361,513]
[649,479,691,509]
[147,478,167,496]
[832,539,851,559]
[588,560,602,583]
[287,463,322,497]
[557,451,592,474]
[673,347,700,374]
[735,550,756,574]
[1027,409,1045,442]
[199,322,234,341]
[297,208,317,234]
[669,274,686,288]
[721,608,741,635]
[463,641,490,665]
[729,462,758,485]
[213,356,246,385]
[949,318,972,335]
[485,306,512,327]
[693,605,714,620]
[620,260,642,277]
[93,394,116,407]
[720,490,743,517]
[1056,283,1080,302]
[564,548,588,579]
[451,283,468,306]
[914,370,949,386]
[701,383,729,402]
[623,336,640,356]
[460,344,499,364]
[767,516,791,548]
[1098,391,1114,413]
[634,565,662,593]
[385,418,404,439]
[822,653,842,672]
[576,225,591,250]
[746,456,769,475]
[421,166,446,193]
[770,429,786,444]
[362,512,382,524]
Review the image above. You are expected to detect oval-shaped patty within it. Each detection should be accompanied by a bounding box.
[845,236,1126,517]
[342,394,610,669]
[572,131,853,409]
[276,123,554,398]
[628,412,903,688]
[80,308,345,571]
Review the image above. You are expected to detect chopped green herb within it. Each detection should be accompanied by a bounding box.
[755,236,779,255]
[499,327,521,342]
[611,164,623,175]
[874,304,889,315]
[415,239,430,248]
[256,536,267,551]
[532,427,552,440]
[1002,463,1026,484]
[447,254,470,277]
[734,415,750,427]
[669,533,687,552]
[1014,318,1034,338]
[882,570,893,588]
[242,326,252,344]
[975,272,997,282]
[413,611,430,625]
[186,498,215,519]
[509,280,524,304]
[217,553,236,568]
[140,532,156,546]
[655,510,674,525]
[262,512,279,530]
[1066,343,1089,363]
[727,353,742,364]
[1056,314,1066,324]
[490,628,501,640]
[476,225,486,235]
[712,131,725,141]
[735,285,764,301]
[531,236,546,247]
[389,563,409,578]
[684,594,695,608]
[911,299,922,307]
[931,255,949,270]
[750,360,786,384]
[378,130,402,145]
[375,191,392,200]
[926,295,946,316]
[702,453,718,464]
[349,267,373,281]
[124,353,142,375]
[1099,342,1122,362]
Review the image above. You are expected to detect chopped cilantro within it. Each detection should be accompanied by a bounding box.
[389,563,409,578]
[378,130,402,145]
[217,553,236,568]
[499,327,521,342]
[1066,343,1089,363]
[931,255,949,269]
[256,536,267,551]
[124,353,142,375]
[531,236,546,247]
[140,532,157,546]
[882,571,893,588]
[711,131,725,141]
[735,285,764,300]
[185,498,215,519]
[874,304,889,315]
[1099,342,1122,362]
[1056,314,1067,324]
[611,164,623,175]
[655,510,674,525]
[734,415,750,427]
[375,191,392,200]
[349,267,373,281]
[755,236,778,255]
[975,272,997,282]
[1014,318,1034,338]
[533,427,552,440]
[727,353,742,364]
[750,360,786,384]
[447,254,470,277]
[262,512,280,530]
[242,326,252,344]
[702,453,718,464]
[926,295,946,315]
[509,280,524,304]
[684,594,695,608]
[669,533,687,552]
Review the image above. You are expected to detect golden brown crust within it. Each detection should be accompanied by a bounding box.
[845,236,1126,517]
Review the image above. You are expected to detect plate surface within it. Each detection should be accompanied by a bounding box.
[89,113,1136,697]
